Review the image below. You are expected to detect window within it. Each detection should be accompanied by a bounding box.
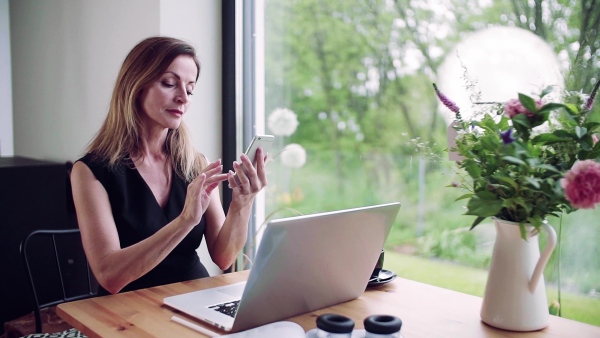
[236,0,600,326]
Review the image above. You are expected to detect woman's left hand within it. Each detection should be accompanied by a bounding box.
[227,147,268,205]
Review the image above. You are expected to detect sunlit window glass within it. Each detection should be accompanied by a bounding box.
[260,0,600,326]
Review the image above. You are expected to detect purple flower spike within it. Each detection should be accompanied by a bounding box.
[500,129,515,145]
[433,83,462,121]
[584,79,600,112]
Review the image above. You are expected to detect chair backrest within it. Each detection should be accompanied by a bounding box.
[20,229,97,333]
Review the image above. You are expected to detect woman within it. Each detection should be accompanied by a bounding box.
[70,36,267,295]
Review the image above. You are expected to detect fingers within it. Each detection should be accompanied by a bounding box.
[191,160,226,183]
[233,159,253,185]
[204,181,220,195]
[232,171,242,185]
[229,147,269,193]
[189,173,207,191]
[201,159,223,176]
[187,173,208,200]
[255,148,268,185]
[188,161,226,197]
[239,153,258,179]
[206,173,228,184]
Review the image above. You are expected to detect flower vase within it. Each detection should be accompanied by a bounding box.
[480,217,557,331]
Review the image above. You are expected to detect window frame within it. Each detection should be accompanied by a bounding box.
[222,0,266,270]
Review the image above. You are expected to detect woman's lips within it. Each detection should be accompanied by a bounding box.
[167,109,183,117]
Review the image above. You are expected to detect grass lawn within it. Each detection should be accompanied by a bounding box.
[384,250,600,327]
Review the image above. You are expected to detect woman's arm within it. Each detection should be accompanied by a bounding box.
[70,160,227,294]
[204,147,268,270]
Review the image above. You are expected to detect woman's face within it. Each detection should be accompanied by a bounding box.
[139,55,197,131]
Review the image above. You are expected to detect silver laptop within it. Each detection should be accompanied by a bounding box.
[163,202,401,333]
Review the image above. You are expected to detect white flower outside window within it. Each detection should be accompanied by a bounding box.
[268,108,299,136]
[280,143,307,168]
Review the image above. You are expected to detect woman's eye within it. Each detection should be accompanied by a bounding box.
[187,91,194,96]
[161,81,175,88]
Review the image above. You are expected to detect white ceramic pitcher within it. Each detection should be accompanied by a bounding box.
[480,217,557,331]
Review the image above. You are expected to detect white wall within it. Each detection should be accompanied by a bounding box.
[10,0,160,161]
[0,0,12,156]
[8,0,222,275]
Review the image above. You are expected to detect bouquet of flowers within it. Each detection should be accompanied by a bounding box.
[434,79,600,238]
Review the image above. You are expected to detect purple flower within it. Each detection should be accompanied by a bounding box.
[500,129,514,144]
[584,79,600,112]
[433,83,462,121]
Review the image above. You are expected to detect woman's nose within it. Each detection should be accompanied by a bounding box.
[175,86,190,104]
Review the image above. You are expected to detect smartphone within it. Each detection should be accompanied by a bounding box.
[244,134,274,164]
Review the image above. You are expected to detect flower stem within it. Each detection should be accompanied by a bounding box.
[557,214,563,317]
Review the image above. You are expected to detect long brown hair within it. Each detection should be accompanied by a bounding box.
[87,36,206,182]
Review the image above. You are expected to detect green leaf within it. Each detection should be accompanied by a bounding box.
[535,164,561,173]
[465,196,503,217]
[519,223,528,241]
[494,174,518,189]
[454,193,474,201]
[581,138,593,151]
[563,103,579,115]
[502,156,526,165]
[502,197,531,213]
[511,113,532,129]
[553,130,573,138]
[476,190,499,200]
[529,215,544,229]
[531,133,570,145]
[583,142,600,160]
[514,197,531,213]
[531,111,550,128]
[480,134,500,150]
[519,93,537,113]
[479,115,500,132]
[583,121,600,133]
[469,216,486,231]
[575,126,587,139]
[540,86,554,98]
[525,176,540,189]
[526,157,539,167]
[464,161,482,178]
[538,102,570,114]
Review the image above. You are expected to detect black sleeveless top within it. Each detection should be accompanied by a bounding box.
[78,153,209,295]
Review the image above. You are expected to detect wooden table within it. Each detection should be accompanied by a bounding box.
[57,270,600,337]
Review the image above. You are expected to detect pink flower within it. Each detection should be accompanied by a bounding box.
[504,98,542,118]
[561,160,600,209]
[593,134,599,145]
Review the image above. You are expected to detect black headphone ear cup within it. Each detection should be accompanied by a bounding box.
[316,313,355,334]
[364,315,403,335]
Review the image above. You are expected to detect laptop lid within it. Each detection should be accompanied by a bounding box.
[164,202,401,333]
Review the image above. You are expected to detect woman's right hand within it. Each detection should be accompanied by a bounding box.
[180,159,228,226]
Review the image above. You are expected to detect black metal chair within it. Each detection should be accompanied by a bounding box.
[20,229,97,334]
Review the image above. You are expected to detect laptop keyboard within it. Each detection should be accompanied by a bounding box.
[208,300,240,318]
